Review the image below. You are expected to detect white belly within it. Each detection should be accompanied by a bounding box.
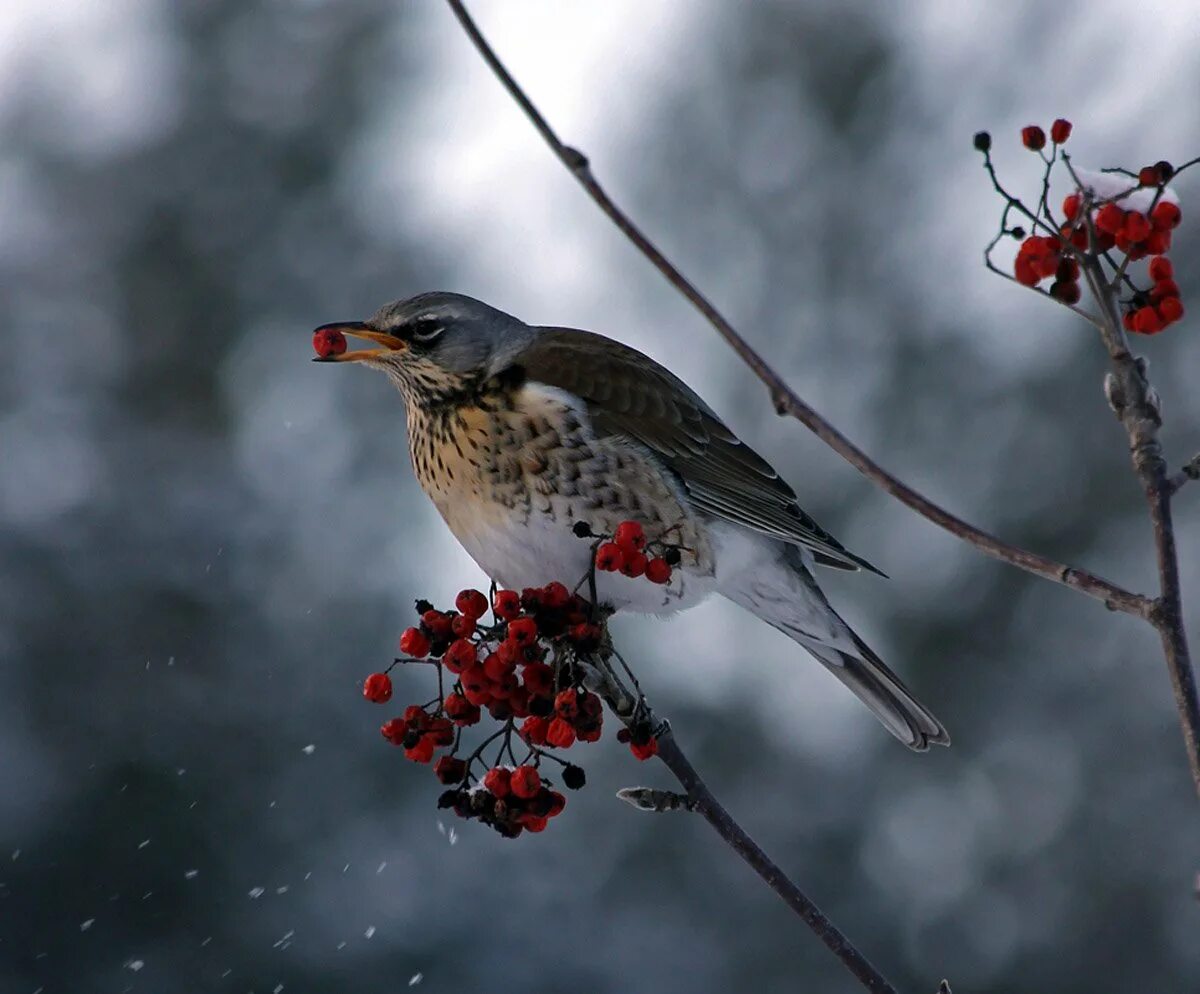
[451,512,717,615]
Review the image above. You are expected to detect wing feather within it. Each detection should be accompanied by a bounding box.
[513,328,882,575]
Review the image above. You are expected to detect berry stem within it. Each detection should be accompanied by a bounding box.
[1167,453,1200,496]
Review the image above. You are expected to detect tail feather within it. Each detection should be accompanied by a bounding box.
[796,627,950,751]
[717,537,949,751]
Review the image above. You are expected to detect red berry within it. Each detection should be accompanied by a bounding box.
[442,638,477,674]
[620,552,648,578]
[399,627,431,658]
[540,581,571,609]
[614,521,647,553]
[455,589,489,620]
[1122,211,1151,243]
[1151,279,1180,301]
[519,715,550,746]
[507,616,538,647]
[434,756,467,784]
[1020,125,1046,151]
[1159,297,1184,324]
[481,652,511,683]
[1122,310,1137,333]
[483,766,511,797]
[493,589,521,620]
[546,791,567,817]
[1061,193,1081,220]
[1049,280,1081,305]
[630,736,659,761]
[426,716,454,746]
[403,704,426,724]
[1143,230,1171,255]
[312,327,347,358]
[1014,255,1040,287]
[421,610,453,638]
[1138,165,1161,187]
[1055,257,1080,283]
[1133,306,1165,335]
[1065,226,1089,252]
[450,615,476,638]
[519,814,549,833]
[595,542,625,571]
[1148,257,1174,282]
[1094,203,1125,235]
[644,558,672,584]
[546,717,577,749]
[568,622,601,644]
[380,718,408,745]
[554,689,580,720]
[521,661,554,697]
[460,664,489,695]
[1050,118,1072,144]
[362,672,393,703]
[405,737,435,764]
[1151,201,1182,230]
[443,692,480,725]
[510,765,541,799]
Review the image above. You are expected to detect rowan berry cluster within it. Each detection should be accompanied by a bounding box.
[574,519,680,583]
[359,520,664,837]
[976,119,1192,337]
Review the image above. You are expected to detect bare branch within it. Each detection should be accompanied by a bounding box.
[1168,453,1200,495]
[1082,257,1200,797]
[581,650,902,994]
[443,0,1152,621]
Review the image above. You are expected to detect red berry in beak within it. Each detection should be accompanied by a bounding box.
[312,327,347,358]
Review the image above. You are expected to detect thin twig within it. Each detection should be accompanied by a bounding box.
[1168,453,1200,495]
[443,0,1152,621]
[582,648,900,994]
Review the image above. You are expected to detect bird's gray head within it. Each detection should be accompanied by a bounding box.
[312,291,535,400]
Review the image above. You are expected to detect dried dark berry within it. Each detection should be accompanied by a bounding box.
[562,764,586,790]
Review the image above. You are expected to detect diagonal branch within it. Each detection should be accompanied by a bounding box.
[583,650,901,994]
[443,0,1152,620]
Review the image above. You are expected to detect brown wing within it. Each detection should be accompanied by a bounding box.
[516,327,882,575]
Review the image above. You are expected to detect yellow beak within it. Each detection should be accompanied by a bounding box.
[311,321,406,362]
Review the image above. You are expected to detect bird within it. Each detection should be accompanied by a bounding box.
[313,291,949,750]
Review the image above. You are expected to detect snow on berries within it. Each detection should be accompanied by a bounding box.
[977,119,1190,337]
[360,519,673,837]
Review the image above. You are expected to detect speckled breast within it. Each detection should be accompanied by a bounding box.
[403,378,715,603]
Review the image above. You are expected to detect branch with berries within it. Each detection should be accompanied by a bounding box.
[356,516,901,994]
[440,0,1200,804]
[973,119,1200,799]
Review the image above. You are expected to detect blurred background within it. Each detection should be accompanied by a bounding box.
[2,1,1199,991]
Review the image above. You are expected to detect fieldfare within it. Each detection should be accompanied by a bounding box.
[313,292,949,750]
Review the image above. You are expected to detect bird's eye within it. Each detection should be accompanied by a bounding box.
[407,318,444,346]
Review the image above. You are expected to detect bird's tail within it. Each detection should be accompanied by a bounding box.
[718,544,949,751]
